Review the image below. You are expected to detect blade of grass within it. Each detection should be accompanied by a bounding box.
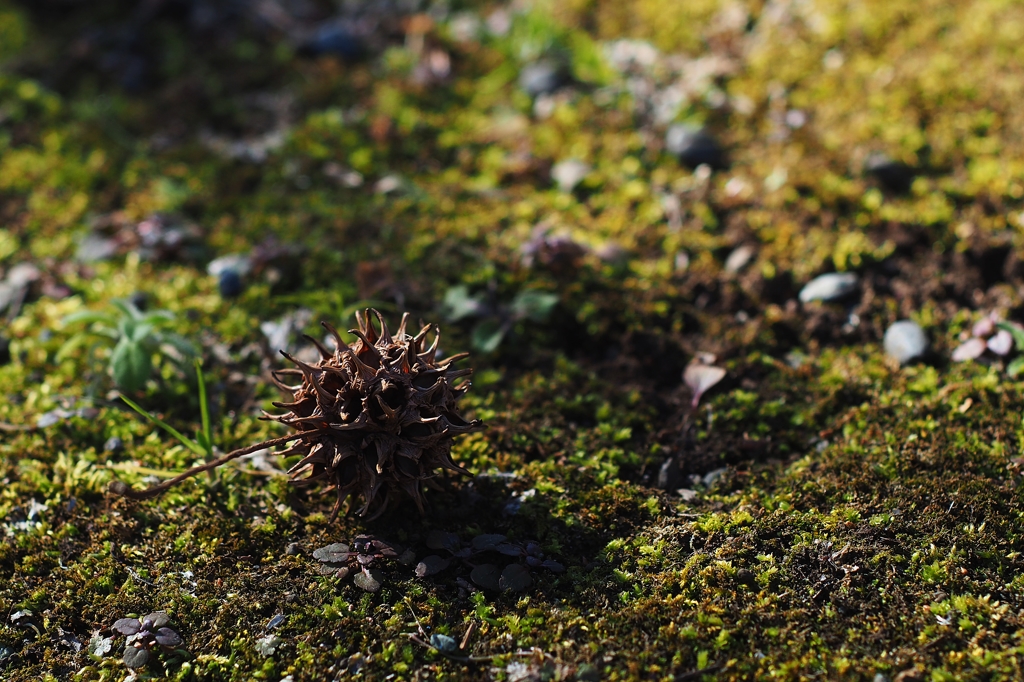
[119,394,206,458]
[195,359,212,459]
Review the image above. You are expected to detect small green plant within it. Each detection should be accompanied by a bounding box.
[441,285,558,353]
[58,299,196,393]
[120,359,215,476]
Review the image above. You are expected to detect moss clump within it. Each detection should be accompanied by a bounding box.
[5,0,1024,679]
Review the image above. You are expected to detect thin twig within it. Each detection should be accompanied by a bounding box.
[109,433,302,500]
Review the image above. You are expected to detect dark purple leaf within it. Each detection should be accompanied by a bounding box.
[143,612,170,629]
[415,555,450,578]
[470,564,501,591]
[471,534,507,552]
[542,560,565,573]
[356,554,375,565]
[353,568,382,592]
[426,530,460,552]
[495,543,524,557]
[526,555,542,567]
[154,628,182,647]
[122,645,150,669]
[313,543,350,562]
[370,539,401,557]
[318,563,350,579]
[499,564,533,592]
[112,618,141,636]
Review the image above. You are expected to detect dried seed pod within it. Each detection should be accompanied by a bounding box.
[110,310,483,520]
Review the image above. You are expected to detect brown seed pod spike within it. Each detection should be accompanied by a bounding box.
[110,310,484,520]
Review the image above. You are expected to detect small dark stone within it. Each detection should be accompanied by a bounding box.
[665,124,727,170]
[736,568,757,587]
[519,60,566,97]
[104,437,124,453]
[429,633,458,653]
[864,152,915,193]
[218,269,244,298]
[128,291,148,311]
[299,23,365,60]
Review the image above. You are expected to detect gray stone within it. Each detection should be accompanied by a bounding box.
[519,60,565,97]
[798,272,859,303]
[665,124,726,169]
[551,159,590,192]
[884,320,928,364]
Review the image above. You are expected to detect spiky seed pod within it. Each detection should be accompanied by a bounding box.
[271,309,482,519]
[109,310,483,521]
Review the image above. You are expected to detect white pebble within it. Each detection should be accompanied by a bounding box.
[884,320,928,364]
[551,159,591,193]
[798,272,859,303]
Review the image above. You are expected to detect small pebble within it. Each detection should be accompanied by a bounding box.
[128,291,149,311]
[299,23,364,60]
[550,159,590,192]
[103,437,124,453]
[798,272,859,303]
[76,234,118,263]
[6,263,40,288]
[884,320,928,365]
[665,124,726,170]
[207,253,252,278]
[865,152,915,193]
[519,60,565,97]
[218,269,244,298]
[724,244,756,274]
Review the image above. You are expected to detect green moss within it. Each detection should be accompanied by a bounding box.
[4,0,1024,679]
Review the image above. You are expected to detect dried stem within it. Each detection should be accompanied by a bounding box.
[109,433,303,500]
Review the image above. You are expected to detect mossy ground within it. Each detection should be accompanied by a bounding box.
[3,0,1024,679]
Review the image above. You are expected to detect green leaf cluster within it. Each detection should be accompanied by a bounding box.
[58,299,196,393]
[442,286,558,353]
